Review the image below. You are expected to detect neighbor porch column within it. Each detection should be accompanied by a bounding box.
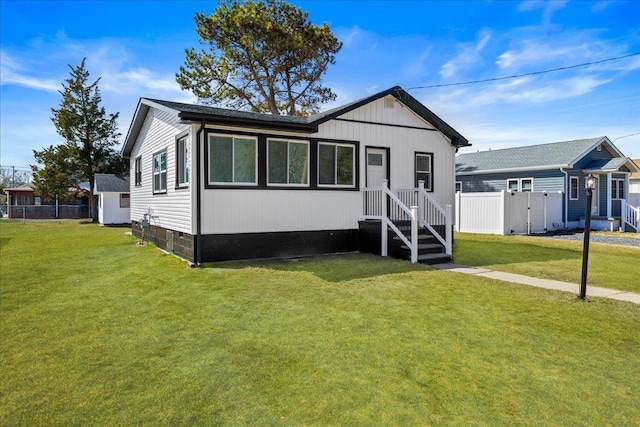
[607,172,612,217]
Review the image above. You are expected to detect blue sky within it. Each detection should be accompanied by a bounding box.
[2,0,640,171]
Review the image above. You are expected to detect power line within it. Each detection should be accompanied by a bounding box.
[407,52,640,90]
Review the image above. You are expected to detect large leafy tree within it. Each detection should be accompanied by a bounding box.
[176,0,342,116]
[32,59,127,212]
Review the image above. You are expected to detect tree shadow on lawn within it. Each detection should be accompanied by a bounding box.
[454,234,583,267]
[203,252,431,283]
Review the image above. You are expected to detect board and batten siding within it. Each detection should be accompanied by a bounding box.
[129,108,192,233]
[198,95,458,235]
[316,96,457,211]
[202,190,360,234]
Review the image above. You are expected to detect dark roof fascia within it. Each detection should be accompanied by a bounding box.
[309,86,470,148]
[121,100,151,158]
[177,111,317,133]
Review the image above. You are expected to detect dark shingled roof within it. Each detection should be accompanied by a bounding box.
[122,86,469,157]
[94,174,130,194]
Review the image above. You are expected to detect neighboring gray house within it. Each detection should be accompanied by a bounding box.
[94,174,130,225]
[456,137,640,230]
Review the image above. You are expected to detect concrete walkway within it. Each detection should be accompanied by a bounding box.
[431,263,640,305]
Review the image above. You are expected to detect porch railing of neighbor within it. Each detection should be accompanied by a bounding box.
[362,180,452,263]
[621,200,639,233]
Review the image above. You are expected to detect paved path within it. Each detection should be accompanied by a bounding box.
[432,263,640,305]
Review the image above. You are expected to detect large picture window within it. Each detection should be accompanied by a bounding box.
[176,137,189,187]
[415,153,433,190]
[152,150,167,194]
[318,143,355,187]
[268,139,309,186]
[208,135,257,185]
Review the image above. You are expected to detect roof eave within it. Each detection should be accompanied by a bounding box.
[178,112,317,133]
[456,164,569,175]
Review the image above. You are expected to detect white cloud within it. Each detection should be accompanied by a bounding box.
[440,30,492,79]
[0,50,60,92]
[517,0,568,23]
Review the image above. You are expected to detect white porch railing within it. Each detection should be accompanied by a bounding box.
[362,180,452,262]
[622,200,639,232]
[397,181,452,256]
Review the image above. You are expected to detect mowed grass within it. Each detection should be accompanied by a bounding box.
[1,221,639,426]
[454,232,640,294]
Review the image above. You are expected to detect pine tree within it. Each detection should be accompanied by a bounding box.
[33,58,127,219]
[176,0,342,116]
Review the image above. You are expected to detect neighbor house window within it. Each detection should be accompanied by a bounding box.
[268,139,309,186]
[570,176,579,200]
[415,153,433,190]
[135,156,142,186]
[318,143,355,187]
[120,193,130,208]
[455,181,462,193]
[176,137,189,188]
[612,179,624,200]
[152,150,167,194]
[507,178,533,192]
[208,134,257,185]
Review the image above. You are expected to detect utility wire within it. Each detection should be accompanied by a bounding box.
[407,52,640,90]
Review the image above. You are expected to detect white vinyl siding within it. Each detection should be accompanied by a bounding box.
[267,139,309,186]
[315,96,457,210]
[128,107,191,233]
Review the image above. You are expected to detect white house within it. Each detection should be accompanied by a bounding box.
[121,86,469,264]
[94,174,130,225]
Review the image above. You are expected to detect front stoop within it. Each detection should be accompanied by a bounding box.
[390,224,451,265]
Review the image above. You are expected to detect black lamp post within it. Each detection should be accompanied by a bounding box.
[580,174,597,300]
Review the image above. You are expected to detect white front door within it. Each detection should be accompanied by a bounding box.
[366,148,388,188]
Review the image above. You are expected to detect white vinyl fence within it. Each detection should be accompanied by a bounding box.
[455,191,564,235]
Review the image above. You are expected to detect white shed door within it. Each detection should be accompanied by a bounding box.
[366,148,387,189]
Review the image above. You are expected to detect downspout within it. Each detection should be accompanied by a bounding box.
[560,168,569,227]
[195,120,205,267]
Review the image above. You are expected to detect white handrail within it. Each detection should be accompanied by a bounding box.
[362,180,418,262]
[412,182,452,255]
[622,200,639,233]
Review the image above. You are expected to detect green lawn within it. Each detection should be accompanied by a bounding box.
[1,221,639,425]
[454,232,640,294]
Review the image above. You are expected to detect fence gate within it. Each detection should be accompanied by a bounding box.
[456,191,563,235]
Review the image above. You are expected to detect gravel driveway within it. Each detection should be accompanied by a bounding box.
[543,232,640,248]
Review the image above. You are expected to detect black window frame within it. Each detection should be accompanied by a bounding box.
[176,136,189,189]
[415,152,434,191]
[152,149,167,195]
[134,156,142,187]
